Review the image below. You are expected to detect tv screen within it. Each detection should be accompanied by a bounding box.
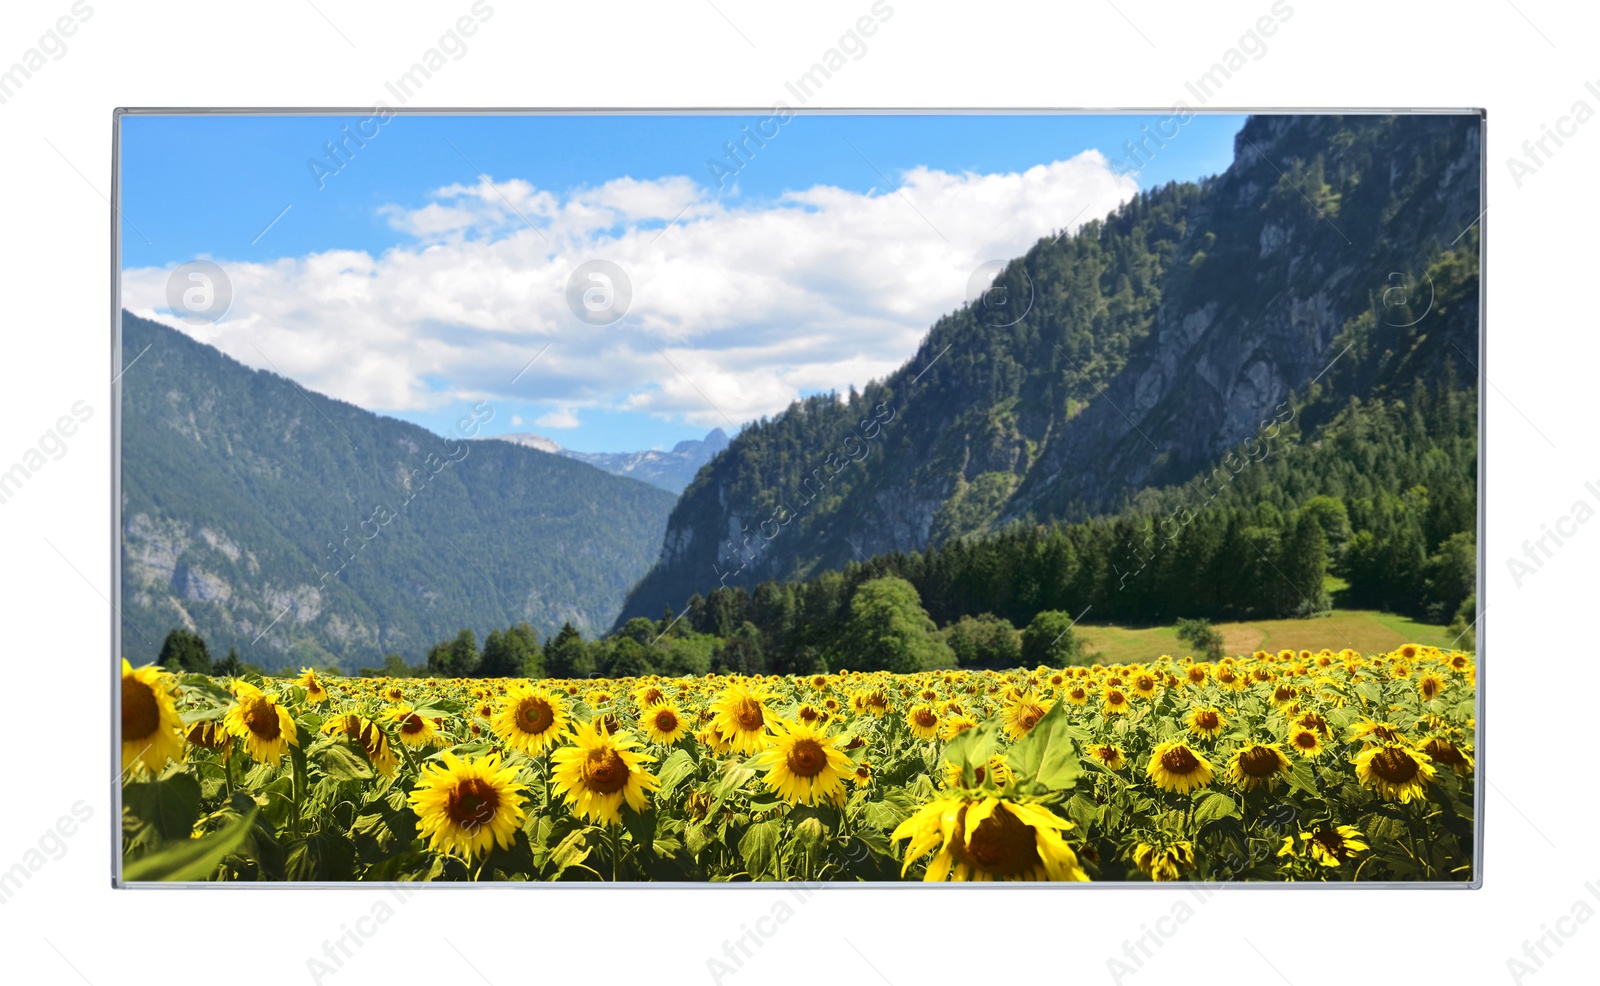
[114,109,1482,885]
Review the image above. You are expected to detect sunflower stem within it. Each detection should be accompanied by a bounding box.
[610,822,622,882]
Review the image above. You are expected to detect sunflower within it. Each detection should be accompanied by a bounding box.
[941,714,979,740]
[709,681,775,754]
[1145,740,1214,794]
[223,681,299,767]
[288,669,324,704]
[1186,707,1226,741]
[905,704,942,741]
[1086,743,1127,771]
[860,688,892,717]
[1287,727,1324,758]
[391,704,445,748]
[408,751,528,860]
[550,720,661,825]
[1223,742,1291,792]
[754,719,854,806]
[1062,683,1091,706]
[1269,682,1300,707]
[893,797,1088,882]
[491,685,569,756]
[1133,841,1194,882]
[1348,718,1410,746]
[641,700,689,745]
[696,722,735,756]
[1214,665,1248,692]
[323,713,399,776]
[1185,664,1210,686]
[1101,687,1132,716]
[381,685,404,703]
[1130,672,1159,699]
[184,717,232,762]
[1419,735,1475,775]
[1352,742,1436,803]
[1417,672,1448,702]
[851,760,873,786]
[121,660,186,774]
[1289,825,1370,868]
[631,682,668,709]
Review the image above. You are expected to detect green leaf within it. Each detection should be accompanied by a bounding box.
[738,818,781,878]
[861,799,910,832]
[312,738,375,782]
[1007,701,1083,792]
[1064,792,1100,833]
[285,830,358,881]
[1285,762,1319,797]
[941,720,998,787]
[123,807,258,882]
[655,748,698,801]
[547,828,592,876]
[1193,792,1239,826]
[123,772,202,842]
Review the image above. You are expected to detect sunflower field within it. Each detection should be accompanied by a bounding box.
[118,643,1476,883]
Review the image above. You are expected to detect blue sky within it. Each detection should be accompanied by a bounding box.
[119,113,1245,452]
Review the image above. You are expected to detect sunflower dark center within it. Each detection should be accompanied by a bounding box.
[122,676,161,741]
[1194,711,1219,730]
[519,697,555,734]
[1371,747,1420,782]
[400,714,425,734]
[733,698,765,731]
[446,776,500,828]
[1423,740,1465,766]
[1238,746,1283,777]
[961,805,1041,877]
[785,738,828,778]
[1293,731,1318,749]
[1311,829,1349,857]
[582,748,630,794]
[913,709,938,728]
[653,709,679,732]
[1161,746,1200,774]
[243,698,282,740]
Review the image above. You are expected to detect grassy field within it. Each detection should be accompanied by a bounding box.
[1076,609,1459,665]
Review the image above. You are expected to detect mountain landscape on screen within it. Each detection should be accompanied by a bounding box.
[120,112,1478,674]
[116,110,1481,886]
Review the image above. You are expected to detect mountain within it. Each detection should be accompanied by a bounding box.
[615,113,1482,627]
[118,314,678,669]
[485,428,729,493]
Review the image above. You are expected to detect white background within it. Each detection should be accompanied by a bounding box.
[0,1,1594,984]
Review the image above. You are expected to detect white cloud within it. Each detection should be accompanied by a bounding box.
[121,152,1135,428]
[511,415,523,426]
[534,407,580,429]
